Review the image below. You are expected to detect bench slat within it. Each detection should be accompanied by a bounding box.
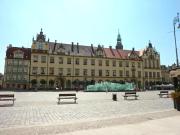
[0,94,15,105]
[123,92,138,100]
[58,93,77,104]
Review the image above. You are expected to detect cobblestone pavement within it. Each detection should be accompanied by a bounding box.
[0,91,175,130]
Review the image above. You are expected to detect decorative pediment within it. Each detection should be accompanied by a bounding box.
[57,44,65,55]
[128,48,140,60]
[95,45,104,57]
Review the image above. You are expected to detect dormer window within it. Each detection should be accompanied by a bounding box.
[57,44,65,54]
[96,45,103,57]
[97,50,103,56]
[13,50,24,58]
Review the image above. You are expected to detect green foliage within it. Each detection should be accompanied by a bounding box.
[31,79,37,85]
[40,79,46,84]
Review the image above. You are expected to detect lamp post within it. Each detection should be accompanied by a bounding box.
[173,13,180,67]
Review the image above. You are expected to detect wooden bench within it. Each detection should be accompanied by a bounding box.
[0,94,16,105]
[57,93,77,104]
[158,90,169,98]
[123,91,138,100]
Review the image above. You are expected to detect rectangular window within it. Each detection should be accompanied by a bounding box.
[91,69,95,76]
[41,56,46,63]
[83,59,87,65]
[126,61,129,67]
[153,72,156,78]
[106,60,109,66]
[119,61,123,67]
[99,70,102,76]
[83,69,87,76]
[41,67,46,74]
[75,69,80,76]
[23,68,28,73]
[145,72,148,77]
[7,59,13,65]
[126,71,129,77]
[59,57,63,64]
[67,58,71,64]
[149,60,152,68]
[138,71,141,77]
[157,72,160,78]
[138,62,141,68]
[119,70,123,77]
[13,67,17,73]
[32,67,38,74]
[33,55,38,62]
[91,59,95,65]
[99,60,102,66]
[149,72,152,78]
[49,67,54,75]
[106,70,109,76]
[13,59,18,65]
[144,59,147,68]
[132,62,135,67]
[75,58,79,65]
[113,70,116,76]
[24,61,28,65]
[59,68,63,76]
[67,68,71,75]
[19,60,22,65]
[132,71,135,77]
[50,57,54,63]
[112,60,116,67]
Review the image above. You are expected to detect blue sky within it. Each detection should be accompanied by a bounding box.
[0,0,180,74]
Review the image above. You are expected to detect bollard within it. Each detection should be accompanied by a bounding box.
[112,93,117,101]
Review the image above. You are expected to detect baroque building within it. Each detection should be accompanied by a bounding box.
[29,29,161,90]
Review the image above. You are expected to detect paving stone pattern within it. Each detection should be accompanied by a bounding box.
[0,91,174,129]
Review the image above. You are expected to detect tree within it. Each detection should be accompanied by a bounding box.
[49,80,55,87]
[31,79,37,86]
[40,79,46,85]
[40,79,46,87]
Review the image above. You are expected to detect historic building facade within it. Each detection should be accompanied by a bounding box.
[3,29,162,90]
[3,45,31,89]
[29,29,161,90]
[161,65,172,84]
[0,73,3,89]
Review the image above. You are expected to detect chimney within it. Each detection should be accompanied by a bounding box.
[71,42,74,52]
[77,42,79,53]
[53,40,57,52]
[91,44,94,53]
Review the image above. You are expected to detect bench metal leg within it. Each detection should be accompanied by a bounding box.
[58,99,60,104]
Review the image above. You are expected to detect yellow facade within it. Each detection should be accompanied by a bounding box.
[29,30,161,90]
[3,30,162,90]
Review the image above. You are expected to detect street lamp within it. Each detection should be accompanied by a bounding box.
[173,13,180,67]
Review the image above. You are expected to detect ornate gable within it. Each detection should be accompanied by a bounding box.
[57,43,65,55]
[128,48,141,60]
[95,45,104,57]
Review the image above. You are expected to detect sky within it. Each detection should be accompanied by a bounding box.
[0,0,180,74]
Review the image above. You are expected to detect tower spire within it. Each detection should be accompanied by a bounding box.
[117,29,121,42]
[116,29,123,49]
